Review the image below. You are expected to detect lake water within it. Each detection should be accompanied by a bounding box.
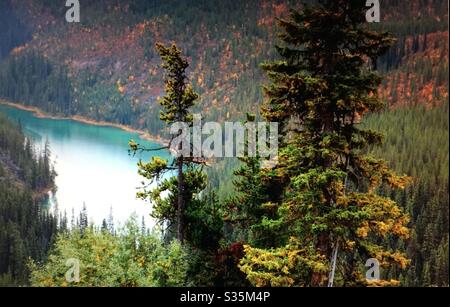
[0,104,171,228]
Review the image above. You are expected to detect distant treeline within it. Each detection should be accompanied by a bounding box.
[0,52,72,115]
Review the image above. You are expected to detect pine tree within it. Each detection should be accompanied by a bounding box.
[130,43,204,243]
[79,203,88,232]
[226,114,284,248]
[101,219,108,233]
[239,1,411,287]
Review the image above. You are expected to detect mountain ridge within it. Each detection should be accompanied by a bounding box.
[0,0,447,138]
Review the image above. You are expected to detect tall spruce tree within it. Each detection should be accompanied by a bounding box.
[239,1,411,287]
[226,114,284,248]
[130,43,204,243]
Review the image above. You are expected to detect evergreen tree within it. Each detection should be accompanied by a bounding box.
[79,203,89,232]
[130,43,205,243]
[239,1,411,287]
[226,114,284,248]
[101,219,108,233]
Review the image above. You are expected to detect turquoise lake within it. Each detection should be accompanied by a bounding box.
[0,104,171,227]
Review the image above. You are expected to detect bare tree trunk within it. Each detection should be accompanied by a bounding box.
[177,156,185,243]
[328,240,339,287]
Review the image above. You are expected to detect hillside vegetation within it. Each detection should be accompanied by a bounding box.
[0,0,447,136]
[0,113,57,286]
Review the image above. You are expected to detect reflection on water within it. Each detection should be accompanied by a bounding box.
[0,104,171,228]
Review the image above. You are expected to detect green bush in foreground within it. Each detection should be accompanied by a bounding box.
[29,217,188,287]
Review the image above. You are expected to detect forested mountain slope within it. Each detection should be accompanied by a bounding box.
[0,0,447,136]
[365,102,449,286]
[0,113,58,286]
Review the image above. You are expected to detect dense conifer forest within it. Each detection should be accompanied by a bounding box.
[365,103,449,286]
[0,0,448,288]
[0,114,57,286]
[0,0,447,134]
